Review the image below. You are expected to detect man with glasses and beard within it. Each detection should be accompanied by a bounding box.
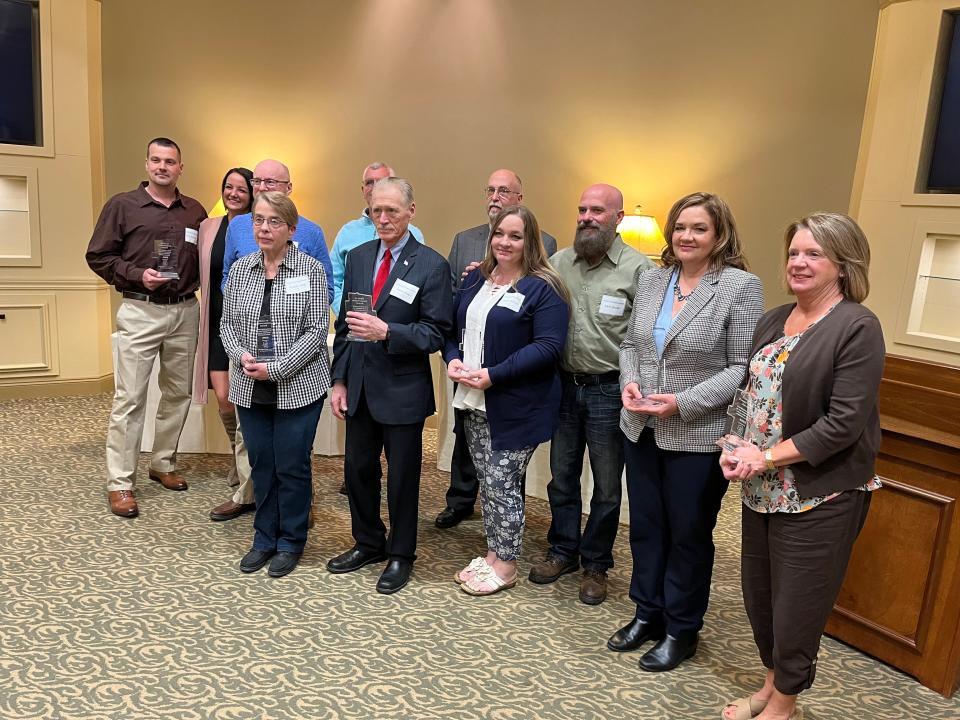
[433,168,557,530]
[528,183,653,605]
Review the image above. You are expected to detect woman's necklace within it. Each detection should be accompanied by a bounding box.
[673,283,695,302]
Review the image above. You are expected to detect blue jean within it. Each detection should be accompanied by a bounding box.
[237,398,323,554]
[546,380,625,571]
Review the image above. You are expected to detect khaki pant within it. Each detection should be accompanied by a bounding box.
[106,297,199,492]
[231,420,255,505]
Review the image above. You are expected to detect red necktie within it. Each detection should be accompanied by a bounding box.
[372,250,392,304]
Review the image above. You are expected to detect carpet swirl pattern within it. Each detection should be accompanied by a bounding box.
[0,394,957,719]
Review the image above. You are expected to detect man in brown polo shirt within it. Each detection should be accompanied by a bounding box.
[86,137,207,518]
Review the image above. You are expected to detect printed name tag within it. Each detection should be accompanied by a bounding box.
[285,275,310,294]
[390,278,420,304]
[497,291,525,312]
[598,294,626,316]
[184,228,198,245]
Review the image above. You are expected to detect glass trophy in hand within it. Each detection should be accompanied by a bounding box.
[716,388,752,452]
[635,358,667,411]
[255,316,277,362]
[153,237,180,279]
[346,292,376,342]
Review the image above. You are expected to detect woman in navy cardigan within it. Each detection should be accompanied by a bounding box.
[443,205,569,596]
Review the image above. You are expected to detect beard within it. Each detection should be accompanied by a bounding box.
[574,223,615,260]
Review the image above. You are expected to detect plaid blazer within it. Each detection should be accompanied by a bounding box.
[620,265,764,452]
[221,243,331,409]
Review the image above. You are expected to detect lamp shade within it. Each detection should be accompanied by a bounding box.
[617,205,665,259]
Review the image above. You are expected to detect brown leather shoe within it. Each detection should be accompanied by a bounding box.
[579,568,608,605]
[528,553,579,584]
[108,490,139,518]
[149,469,188,491]
[209,499,255,522]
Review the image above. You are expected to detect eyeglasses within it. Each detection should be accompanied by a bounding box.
[253,215,288,230]
[484,186,520,199]
[251,177,290,190]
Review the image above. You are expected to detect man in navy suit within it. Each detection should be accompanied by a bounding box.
[327,177,453,594]
[434,169,558,530]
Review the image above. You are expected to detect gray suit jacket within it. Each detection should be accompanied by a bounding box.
[447,223,557,288]
[619,265,764,452]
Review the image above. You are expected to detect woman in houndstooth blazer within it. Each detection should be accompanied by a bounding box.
[221,192,331,579]
[606,192,764,672]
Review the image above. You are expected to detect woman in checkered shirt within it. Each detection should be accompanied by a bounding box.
[220,191,331,579]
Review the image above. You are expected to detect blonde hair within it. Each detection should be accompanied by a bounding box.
[784,212,870,302]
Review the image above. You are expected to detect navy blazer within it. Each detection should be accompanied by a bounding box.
[443,269,569,451]
[332,236,453,425]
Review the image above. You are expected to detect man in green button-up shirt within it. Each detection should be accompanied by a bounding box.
[528,183,654,604]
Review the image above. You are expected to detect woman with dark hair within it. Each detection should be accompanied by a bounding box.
[192,168,255,517]
[444,205,569,596]
[608,192,764,671]
[719,213,883,720]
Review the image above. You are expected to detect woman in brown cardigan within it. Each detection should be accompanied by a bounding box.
[718,213,884,720]
[191,168,253,499]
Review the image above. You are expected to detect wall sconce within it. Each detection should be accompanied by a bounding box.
[617,205,664,261]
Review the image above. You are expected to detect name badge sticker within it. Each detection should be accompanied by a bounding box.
[285,275,310,294]
[184,228,198,245]
[598,294,626,316]
[390,278,420,304]
[497,291,525,312]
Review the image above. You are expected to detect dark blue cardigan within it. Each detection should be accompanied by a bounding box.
[443,269,569,451]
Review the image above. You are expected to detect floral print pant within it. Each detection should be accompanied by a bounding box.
[463,411,535,561]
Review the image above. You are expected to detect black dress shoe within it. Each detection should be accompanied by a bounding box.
[267,552,301,578]
[239,548,275,573]
[326,546,387,574]
[376,559,411,594]
[435,506,473,529]
[338,481,347,496]
[606,618,665,652]
[638,633,699,672]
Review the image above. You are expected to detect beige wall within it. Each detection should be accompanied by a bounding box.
[851,0,960,366]
[0,0,111,398]
[101,0,878,313]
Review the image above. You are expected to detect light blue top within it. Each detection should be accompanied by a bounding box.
[653,270,679,359]
[331,211,424,313]
[221,212,333,306]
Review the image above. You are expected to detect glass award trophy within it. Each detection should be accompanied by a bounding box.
[346,292,376,342]
[635,358,666,411]
[255,316,277,362]
[716,388,751,452]
[153,237,180,279]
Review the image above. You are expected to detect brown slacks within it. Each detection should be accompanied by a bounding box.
[740,489,872,695]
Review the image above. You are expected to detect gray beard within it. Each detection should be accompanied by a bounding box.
[574,226,615,261]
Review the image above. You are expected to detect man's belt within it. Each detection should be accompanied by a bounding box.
[122,291,195,305]
[562,370,620,386]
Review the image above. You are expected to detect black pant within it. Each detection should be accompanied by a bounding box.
[741,489,872,695]
[344,390,425,563]
[444,408,478,512]
[624,428,727,637]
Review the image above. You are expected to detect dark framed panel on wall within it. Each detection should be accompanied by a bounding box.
[0,0,53,157]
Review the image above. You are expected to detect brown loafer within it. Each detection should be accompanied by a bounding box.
[108,490,139,517]
[209,499,255,522]
[579,568,608,605]
[149,469,188,491]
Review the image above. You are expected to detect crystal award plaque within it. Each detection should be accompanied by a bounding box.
[635,358,666,411]
[346,292,376,342]
[716,388,751,452]
[255,316,277,362]
[153,237,180,279]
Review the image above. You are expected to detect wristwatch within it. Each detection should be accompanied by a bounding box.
[764,449,776,471]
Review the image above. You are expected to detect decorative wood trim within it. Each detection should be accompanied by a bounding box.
[880,355,960,449]
[0,277,109,291]
[0,374,113,400]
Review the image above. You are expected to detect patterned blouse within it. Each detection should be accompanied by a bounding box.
[741,305,881,513]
